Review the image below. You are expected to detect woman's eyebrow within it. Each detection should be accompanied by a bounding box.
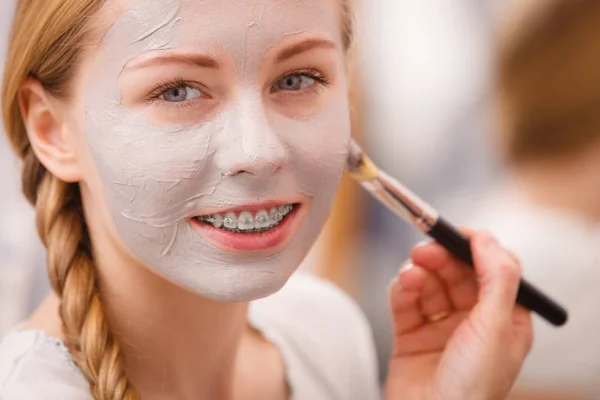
[122,38,337,71]
[124,53,220,71]
[275,38,337,63]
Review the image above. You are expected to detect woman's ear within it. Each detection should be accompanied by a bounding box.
[18,78,82,182]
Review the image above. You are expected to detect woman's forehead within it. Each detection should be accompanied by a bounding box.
[95,0,344,55]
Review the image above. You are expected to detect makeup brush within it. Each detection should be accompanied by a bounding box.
[347,139,568,327]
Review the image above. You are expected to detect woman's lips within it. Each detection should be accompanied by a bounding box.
[189,204,304,253]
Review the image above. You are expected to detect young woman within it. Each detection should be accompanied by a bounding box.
[0,0,532,399]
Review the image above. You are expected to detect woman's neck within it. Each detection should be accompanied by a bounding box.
[515,141,600,222]
[94,246,250,400]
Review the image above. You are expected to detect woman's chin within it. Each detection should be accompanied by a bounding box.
[186,271,294,303]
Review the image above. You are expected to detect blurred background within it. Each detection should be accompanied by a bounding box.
[0,0,49,337]
[2,0,600,399]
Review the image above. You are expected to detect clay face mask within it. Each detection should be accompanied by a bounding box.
[82,0,350,301]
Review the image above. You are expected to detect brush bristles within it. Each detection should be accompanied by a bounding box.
[347,140,379,181]
[347,140,363,172]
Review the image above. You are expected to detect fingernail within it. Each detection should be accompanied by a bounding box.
[415,240,432,248]
[481,233,498,248]
[399,262,414,274]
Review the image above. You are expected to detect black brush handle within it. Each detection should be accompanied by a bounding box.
[428,217,568,326]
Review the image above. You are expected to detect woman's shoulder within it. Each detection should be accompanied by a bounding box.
[250,273,380,399]
[0,329,90,400]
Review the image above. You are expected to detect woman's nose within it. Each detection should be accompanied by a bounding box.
[215,96,287,178]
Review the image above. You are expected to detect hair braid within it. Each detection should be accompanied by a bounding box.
[30,158,139,400]
[3,0,142,397]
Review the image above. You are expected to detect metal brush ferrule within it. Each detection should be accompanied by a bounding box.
[362,171,439,233]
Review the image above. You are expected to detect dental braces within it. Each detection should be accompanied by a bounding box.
[204,215,275,225]
[200,205,294,225]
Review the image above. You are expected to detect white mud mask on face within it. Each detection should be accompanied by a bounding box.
[83,0,351,301]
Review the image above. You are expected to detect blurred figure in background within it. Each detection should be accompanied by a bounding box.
[469,0,600,398]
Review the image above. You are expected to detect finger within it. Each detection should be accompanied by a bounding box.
[411,242,478,310]
[389,263,427,334]
[390,262,465,357]
[438,261,479,311]
[395,311,467,356]
[512,305,534,357]
[417,266,453,319]
[410,227,475,267]
[471,231,522,325]
[506,249,523,267]
[410,241,451,270]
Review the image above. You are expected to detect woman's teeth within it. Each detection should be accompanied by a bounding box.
[196,205,295,233]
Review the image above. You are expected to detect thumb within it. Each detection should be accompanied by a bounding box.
[471,231,522,326]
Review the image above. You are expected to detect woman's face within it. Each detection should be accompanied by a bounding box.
[69,0,350,301]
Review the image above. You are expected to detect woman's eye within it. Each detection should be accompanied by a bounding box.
[159,86,203,102]
[274,74,316,91]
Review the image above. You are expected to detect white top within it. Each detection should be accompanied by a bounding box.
[467,182,600,395]
[0,274,380,400]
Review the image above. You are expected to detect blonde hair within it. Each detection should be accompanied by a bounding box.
[2,1,354,399]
